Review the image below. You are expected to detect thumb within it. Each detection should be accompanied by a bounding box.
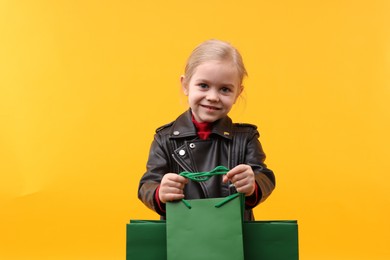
[222,175,228,183]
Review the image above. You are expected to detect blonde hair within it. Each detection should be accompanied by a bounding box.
[183,39,248,85]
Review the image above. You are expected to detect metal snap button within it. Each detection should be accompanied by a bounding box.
[179,149,186,156]
[189,143,195,149]
[173,131,180,136]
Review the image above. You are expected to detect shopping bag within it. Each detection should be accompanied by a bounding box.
[126,219,299,260]
[166,193,245,260]
[126,220,166,260]
[244,220,299,260]
[127,166,298,259]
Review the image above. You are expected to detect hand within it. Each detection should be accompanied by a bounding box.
[159,173,188,203]
[223,164,256,196]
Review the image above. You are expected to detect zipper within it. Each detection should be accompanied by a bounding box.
[171,153,192,173]
[171,152,209,198]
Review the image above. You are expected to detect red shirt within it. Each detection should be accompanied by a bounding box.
[191,116,212,140]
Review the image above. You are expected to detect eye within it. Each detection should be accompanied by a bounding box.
[198,83,209,89]
[220,87,232,94]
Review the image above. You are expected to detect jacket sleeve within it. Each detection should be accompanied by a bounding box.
[245,129,276,207]
[138,133,171,216]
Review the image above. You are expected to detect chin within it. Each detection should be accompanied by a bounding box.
[200,116,221,123]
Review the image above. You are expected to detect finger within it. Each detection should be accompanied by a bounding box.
[230,173,247,184]
[233,174,255,188]
[226,164,248,179]
[161,193,185,203]
[233,178,242,189]
[225,168,240,179]
[231,170,253,184]
[161,186,185,195]
[162,174,188,190]
[236,183,253,194]
[222,175,228,183]
[167,174,188,184]
[159,186,185,202]
[232,168,255,184]
[166,180,186,190]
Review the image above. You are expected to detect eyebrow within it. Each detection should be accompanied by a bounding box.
[195,79,236,87]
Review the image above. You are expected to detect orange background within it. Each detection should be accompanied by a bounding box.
[1,1,389,259]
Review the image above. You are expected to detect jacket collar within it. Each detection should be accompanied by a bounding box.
[170,109,233,140]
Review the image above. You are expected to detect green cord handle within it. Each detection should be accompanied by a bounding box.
[178,166,242,209]
[179,165,229,181]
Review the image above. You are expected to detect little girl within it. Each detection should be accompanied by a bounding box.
[138,39,275,221]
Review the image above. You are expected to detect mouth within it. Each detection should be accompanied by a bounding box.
[201,105,221,110]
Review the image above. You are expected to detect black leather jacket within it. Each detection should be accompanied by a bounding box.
[138,110,275,220]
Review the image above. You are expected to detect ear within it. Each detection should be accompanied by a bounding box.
[234,85,244,103]
[180,75,189,96]
[238,85,244,96]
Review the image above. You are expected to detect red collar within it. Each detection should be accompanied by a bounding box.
[191,115,212,140]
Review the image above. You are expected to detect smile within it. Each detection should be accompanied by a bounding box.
[201,105,221,110]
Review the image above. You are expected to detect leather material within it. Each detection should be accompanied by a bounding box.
[138,109,275,221]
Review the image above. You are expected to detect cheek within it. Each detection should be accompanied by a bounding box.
[224,96,236,107]
[187,93,199,105]
[188,90,202,100]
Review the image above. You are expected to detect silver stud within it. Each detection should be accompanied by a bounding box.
[189,143,195,149]
[173,131,180,136]
[179,150,186,156]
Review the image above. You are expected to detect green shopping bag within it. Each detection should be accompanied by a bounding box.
[244,220,299,260]
[126,220,299,260]
[166,166,245,260]
[126,220,166,260]
[127,166,298,259]
[166,194,244,260]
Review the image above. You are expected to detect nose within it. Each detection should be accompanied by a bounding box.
[206,89,219,102]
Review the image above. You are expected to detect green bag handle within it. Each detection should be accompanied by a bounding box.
[179,165,230,182]
[179,166,243,209]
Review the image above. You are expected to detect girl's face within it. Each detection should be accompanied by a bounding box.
[181,60,242,123]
